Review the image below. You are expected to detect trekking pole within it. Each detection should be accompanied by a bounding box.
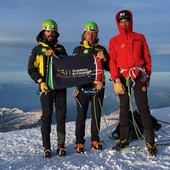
[73,89,83,108]
[157,119,170,125]
[159,129,170,135]
[75,97,83,108]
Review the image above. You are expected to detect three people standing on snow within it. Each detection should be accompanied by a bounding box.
[28,9,158,158]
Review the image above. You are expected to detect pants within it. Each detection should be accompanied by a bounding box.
[75,88,104,144]
[40,89,67,148]
[119,75,155,144]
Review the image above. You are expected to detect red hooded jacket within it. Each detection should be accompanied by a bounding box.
[108,10,152,80]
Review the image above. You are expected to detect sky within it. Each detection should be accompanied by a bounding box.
[0,107,170,169]
[0,0,170,81]
[0,0,170,49]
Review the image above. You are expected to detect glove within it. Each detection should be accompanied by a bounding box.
[93,81,103,90]
[72,89,79,98]
[40,82,49,92]
[113,79,125,94]
[45,49,53,56]
[97,51,106,61]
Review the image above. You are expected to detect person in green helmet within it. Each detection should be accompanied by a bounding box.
[28,19,68,158]
[72,21,110,153]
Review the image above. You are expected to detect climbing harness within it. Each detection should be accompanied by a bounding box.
[120,65,147,87]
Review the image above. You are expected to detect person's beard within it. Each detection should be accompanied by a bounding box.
[44,35,56,46]
[47,36,55,43]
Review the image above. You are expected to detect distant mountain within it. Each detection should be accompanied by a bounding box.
[0,77,170,120]
[0,107,41,132]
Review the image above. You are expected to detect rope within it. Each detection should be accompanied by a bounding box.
[91,89,115,144]
[92,90,119,144]
[81,88,103,141]
[93,93,102,138]
[126,76,144,141]
[82,87,119,144]
[97,96,118,142]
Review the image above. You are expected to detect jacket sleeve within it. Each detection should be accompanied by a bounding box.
[59,45,68,56]
[142,35,152,76]
[101,47,110,71]
[108,39,120,80]
[27,47,42,83]
[72,46,80,56]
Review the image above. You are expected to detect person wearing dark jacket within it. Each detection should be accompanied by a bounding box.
[72,21,110,153]
[108,10,158,156]
[28,19,67,158]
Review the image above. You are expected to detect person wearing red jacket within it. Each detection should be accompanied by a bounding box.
[108,10,158,156]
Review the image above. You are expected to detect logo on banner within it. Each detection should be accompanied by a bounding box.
[56,68,92,78]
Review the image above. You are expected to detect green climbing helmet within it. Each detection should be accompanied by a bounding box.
[84,22,99,32]
[42,19,58,31]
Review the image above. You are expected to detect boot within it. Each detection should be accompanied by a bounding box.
[112,139,129,151]
[57,144,66,156]
[44,147,51,158]
[91,140,102,150]
[146,143,158,156]
[75,143,84,153]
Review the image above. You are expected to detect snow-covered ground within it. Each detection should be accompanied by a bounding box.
[0,107,170,169]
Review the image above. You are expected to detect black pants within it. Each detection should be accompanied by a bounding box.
[119,76,155,144]
[40,89,67,148]
[75,88,104,144]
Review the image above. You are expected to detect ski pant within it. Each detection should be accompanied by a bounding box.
[118,75,155,144]
[40,89,67,148]
[75,88,104,144]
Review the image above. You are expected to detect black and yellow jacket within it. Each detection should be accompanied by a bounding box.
[28,31,67,83]
[72,39,110,90]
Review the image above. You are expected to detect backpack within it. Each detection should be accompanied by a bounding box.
[111,110,162,140]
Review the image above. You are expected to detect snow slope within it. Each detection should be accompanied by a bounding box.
[0,107,170,170]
